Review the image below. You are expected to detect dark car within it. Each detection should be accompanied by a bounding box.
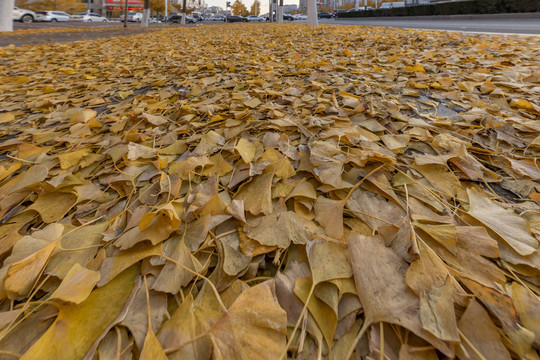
[283,13,294,20]
[317,12,333,18]
[169,14,196,23]
[332,9,347,16]
[227,15,248,22]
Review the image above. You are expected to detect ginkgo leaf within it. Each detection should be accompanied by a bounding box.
[49,263,100,304]
[20,266,138,360]
[26,191,78,223]
[347,233,453,357]
[208,281,287,360]
[457,299,512,360]
[467,188,538,256]
[234,172,274,216]
[234,138,256,163]
[140,329,168,360]
[243,211,317,248]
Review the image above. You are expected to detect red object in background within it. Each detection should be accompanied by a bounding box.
[105,0,143,4]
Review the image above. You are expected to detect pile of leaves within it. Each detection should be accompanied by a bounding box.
[0,24,539,359]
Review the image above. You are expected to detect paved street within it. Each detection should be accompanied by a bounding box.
[323,18,540,35]
[2,17,539,47]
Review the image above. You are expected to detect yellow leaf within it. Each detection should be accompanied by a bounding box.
[4,223,63,300]
[244,97,261,109]
[511,99,535,112]
[209,281,287,360]
[58,148,91,169]
[26,191,78,223]
[50,264,101,304]
[235,172,274,215]
[0,113,15,123]
[20,266,137,360]
[234,138,256,163]
[406,64,426,73]
[141,329,168,360]
[70,109,97,124]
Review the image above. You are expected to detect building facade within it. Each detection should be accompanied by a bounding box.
[283,4,298,12]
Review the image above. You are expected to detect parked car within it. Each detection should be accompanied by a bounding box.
[35,11,70,22]
[13,7,35,23]
[227,15,248,22]
[294,14,307,20]
[213,15,226,21]
[192,15,203,21]
[332,9,347,16]
[149,17,161,23]
[283,13,294,20]
[168,14,196,23]
[380,2,404,8]
[317,12,333,18]
[124,12,143,22]
[70,13,108,22]
[246,15,264,22]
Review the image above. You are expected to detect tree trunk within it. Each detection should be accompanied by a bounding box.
[123,0,128,27]
[181,0,186,24]
[354,0,359,10]
[307,0,318,26]
[142,0,150,27]
[0,0,14,32]
[165,0,168,20]
[277,0,283,23]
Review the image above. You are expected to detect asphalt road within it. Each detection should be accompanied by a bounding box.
[321,18,540,35]
[3,17,539,47]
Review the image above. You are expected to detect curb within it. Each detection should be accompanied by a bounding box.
[335,12,540,21]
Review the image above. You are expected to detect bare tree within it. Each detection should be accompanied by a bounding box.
[1,0,14,32]
[277,0,283,22]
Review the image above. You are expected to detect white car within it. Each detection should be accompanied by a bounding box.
[213,15,226,21]
[13,7,36,23]
[70,13,108,22]
[246,15,264,22]
[379,2,404,8]
[35,11,70,22]
[294,14,307,20]
[121,12,143,22]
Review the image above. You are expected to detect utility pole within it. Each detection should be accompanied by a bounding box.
[0,0,14,32]
[123,0,128,27]
[181,0,186,24]
[88,0,91,12]
[307,0,317,25]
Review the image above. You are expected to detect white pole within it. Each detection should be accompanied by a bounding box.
[165,0,168,19]
[306,0,317,25]
[0,0,14,32]
[354,0,359,10]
